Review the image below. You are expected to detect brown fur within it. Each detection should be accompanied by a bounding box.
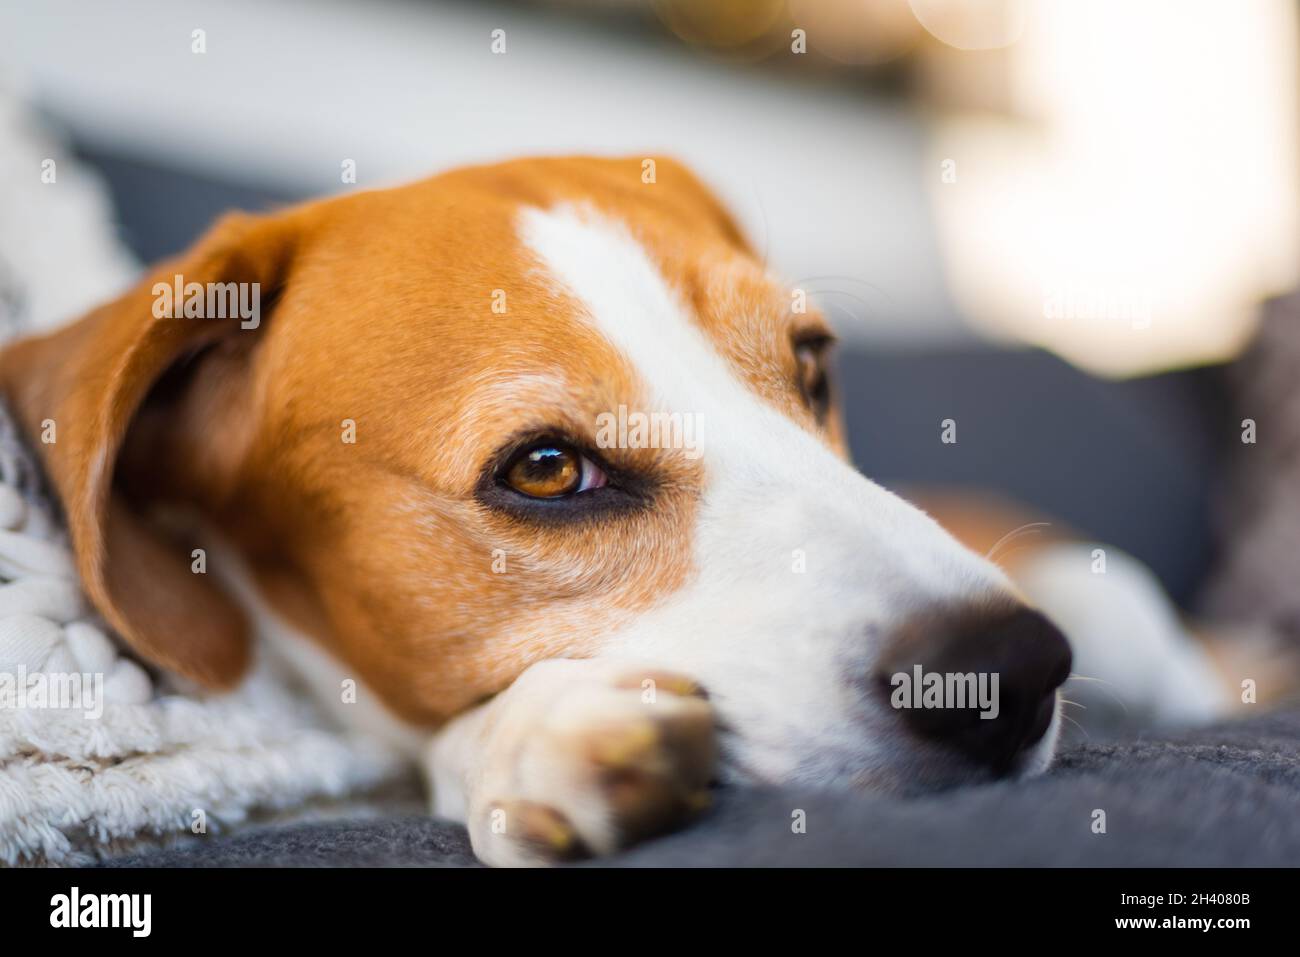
[0,156,840,726]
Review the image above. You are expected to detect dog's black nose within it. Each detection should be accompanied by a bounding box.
[877,607,1072,774]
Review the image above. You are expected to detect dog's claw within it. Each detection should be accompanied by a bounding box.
[590,720,660,767]
[490,800,586,862]
[614,670,709,699]
[461,661,716,866]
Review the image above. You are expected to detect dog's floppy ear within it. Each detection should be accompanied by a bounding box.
[0,210,298,689]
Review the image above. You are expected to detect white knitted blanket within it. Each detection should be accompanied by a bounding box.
[0,81,408,867]
[0,402,408,866]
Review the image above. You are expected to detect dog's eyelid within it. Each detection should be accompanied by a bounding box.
[790,330,834,423]
[487,430,606,479]
[479,428,650,502]
[791,329,837,354]
[474,432,655,524]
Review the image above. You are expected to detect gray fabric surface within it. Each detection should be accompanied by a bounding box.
[105,706,1300,867]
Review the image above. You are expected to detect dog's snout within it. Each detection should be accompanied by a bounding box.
[877,607,1072,774]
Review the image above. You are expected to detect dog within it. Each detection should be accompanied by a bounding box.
[0,155,1236,865]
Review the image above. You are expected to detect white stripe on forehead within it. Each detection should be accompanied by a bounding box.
[517,203,767,441]
[516,202,1021,779]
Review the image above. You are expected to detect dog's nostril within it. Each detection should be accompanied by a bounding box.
[877,607,1073,774]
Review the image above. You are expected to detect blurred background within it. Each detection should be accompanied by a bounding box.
[1,0,1297,610]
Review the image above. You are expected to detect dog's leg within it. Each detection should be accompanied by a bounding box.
[425,658,716,866]
[1012,542,1231,736]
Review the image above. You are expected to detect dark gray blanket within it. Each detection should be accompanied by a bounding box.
[106,706,1300,867]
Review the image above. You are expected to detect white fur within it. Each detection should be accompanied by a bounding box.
[514,204,1055,790]
[1015,542,1228,733]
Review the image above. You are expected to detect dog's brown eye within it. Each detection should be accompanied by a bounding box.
[794,336,833,420]
[503,443,607,499]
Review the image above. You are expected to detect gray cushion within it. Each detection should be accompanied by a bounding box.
[104,706,1300,867]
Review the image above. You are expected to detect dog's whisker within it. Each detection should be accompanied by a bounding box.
[987,542,1046,566]
[1067,673,1116,686]
[795,274,894,299]
[1065,673,1130,715]
[1059,712,1090,741]
[985,522,1052,562]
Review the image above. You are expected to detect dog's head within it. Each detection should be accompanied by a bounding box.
[0,156,1069,790]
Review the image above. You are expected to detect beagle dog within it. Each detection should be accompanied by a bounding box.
[0,156,1233,865]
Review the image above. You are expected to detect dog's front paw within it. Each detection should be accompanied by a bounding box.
[457,660,716,866]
